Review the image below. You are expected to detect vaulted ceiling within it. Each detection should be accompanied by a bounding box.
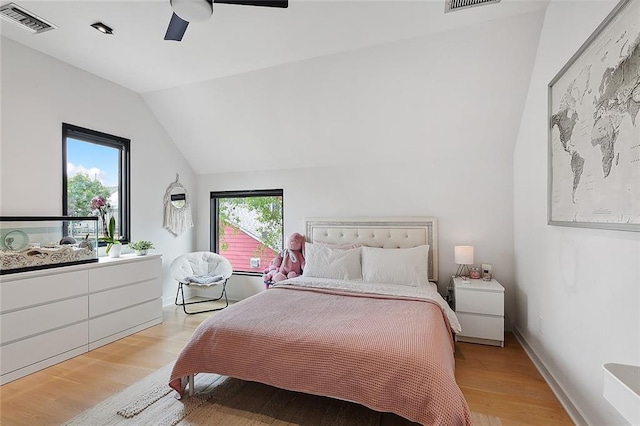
[1,0,547,94]
[1,0,548,174]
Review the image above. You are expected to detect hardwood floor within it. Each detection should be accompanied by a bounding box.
[455,334,573,425]
[0,302,573,425]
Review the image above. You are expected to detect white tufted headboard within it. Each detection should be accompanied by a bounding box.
[305,217,438,282]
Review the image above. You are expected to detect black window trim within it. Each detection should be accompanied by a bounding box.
[62,123,131,244]
[210,188,284,276]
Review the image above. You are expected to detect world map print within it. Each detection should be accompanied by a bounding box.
[549,0,639,229]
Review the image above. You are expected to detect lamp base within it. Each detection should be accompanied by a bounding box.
[455,264,471,281]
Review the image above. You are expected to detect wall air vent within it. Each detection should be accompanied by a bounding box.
[0,3,56,34]
[445,0,501,13]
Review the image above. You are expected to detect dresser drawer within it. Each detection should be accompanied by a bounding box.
[456,289,503,316]
[89,279,161,317]
[89,257,161,292]
[0,270,88,312]
[457,312,504,341]
[1,296,88,344]
[0,322,88,376]
[89,299,161,343]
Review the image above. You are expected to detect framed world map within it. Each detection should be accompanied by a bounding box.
[548,0,639,232]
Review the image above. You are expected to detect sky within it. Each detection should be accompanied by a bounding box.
[66,138,119,187]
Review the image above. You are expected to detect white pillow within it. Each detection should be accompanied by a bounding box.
[361,245,429,286]
[303,243,362,280]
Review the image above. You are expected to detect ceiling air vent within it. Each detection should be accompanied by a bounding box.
[445,0,501,13]
[0,2,56,34]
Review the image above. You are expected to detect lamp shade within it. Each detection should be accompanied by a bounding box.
[454,245,474,265]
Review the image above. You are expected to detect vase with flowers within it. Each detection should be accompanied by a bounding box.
[91,196,111,237]
[100,216,121,257]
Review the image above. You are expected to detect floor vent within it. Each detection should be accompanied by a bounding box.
[0,2,56,34]
[445,0,501,13]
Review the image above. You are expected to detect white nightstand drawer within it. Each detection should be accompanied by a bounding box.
[457,312,504,341]
[456,290,503,316]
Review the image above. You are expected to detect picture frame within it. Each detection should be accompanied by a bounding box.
[481,263,492,281]
[547,0,639,232]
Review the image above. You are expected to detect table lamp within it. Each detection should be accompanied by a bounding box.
[454,245,474,280]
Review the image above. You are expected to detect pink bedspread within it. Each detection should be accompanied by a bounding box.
[169,282,471,425]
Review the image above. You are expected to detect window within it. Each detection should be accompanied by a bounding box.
[62,123,130,243]
[210,189,283,274]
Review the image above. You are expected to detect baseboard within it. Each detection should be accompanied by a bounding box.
[512,327,587,426]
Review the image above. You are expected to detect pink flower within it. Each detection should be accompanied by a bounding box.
[91,196,106,210]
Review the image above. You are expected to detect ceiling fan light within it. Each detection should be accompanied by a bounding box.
[170,0,213,22]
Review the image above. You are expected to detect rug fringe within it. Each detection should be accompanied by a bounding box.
[159,394,211,426]
[117,385,172,418]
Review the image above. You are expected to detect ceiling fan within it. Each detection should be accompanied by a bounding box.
[165,0,288,41]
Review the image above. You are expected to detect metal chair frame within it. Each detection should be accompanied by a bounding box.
[174,278,229,315]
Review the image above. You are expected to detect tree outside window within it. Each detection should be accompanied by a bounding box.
[62,123,130,243]
[211,190,283,274]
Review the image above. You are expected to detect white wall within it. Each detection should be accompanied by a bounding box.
[172,12,547,310]
[513,1,640,424]
[0,38,197,304]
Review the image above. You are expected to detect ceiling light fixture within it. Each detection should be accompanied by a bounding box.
[171,0,213,23]
[91,22,113,35]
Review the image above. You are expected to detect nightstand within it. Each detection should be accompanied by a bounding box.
[453,277,504,347]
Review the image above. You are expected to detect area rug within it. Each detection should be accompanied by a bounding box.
[63,363,501,425]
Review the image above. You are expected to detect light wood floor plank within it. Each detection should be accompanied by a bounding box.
[0,303,572,425]
[455,333,573,425]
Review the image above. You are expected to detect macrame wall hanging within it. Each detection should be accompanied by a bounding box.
[163,174,194,236]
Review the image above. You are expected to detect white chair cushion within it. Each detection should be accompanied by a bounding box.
[170,252,233,285]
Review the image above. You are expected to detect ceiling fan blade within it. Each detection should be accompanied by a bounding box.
[164,12,190,41]
[214,0,287,8]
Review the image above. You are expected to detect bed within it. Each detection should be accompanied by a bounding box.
[169,218,471,425]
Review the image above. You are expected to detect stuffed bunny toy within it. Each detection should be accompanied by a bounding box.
[263,232,306,285]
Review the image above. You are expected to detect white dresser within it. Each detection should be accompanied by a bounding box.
[0,254,162,384]
[453,277,504,347]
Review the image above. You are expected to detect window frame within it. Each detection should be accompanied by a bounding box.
[62,123,131,244]
[210,189,284,276]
